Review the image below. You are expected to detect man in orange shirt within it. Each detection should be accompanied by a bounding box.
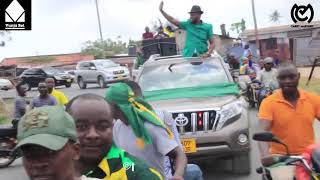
[258,62,320,179]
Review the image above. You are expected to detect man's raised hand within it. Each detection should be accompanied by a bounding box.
[159,1,164,12]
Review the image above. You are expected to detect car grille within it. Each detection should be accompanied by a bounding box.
[113,70,125,75]
[172,110,218,133]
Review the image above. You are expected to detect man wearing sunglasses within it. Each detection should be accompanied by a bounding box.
[258,62,320,179]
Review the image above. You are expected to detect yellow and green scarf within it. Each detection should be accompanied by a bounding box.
[105,83,173,149]
[86,144,163,180]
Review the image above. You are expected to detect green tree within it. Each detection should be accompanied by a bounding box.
[231,19,246,36]
[81,38,128,58]
[270,10,281,23]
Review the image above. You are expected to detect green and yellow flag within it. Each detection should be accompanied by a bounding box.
[105,83,173,149]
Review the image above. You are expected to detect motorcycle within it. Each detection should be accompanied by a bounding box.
[0,124,20,168]
[245,80,262,108]
[253,132,320,180]
[257,86,273,108]
[245,80,274,108]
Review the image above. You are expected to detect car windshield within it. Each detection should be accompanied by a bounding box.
[43,67,63,74]
[94,60,118,68]
[139,58,230,91]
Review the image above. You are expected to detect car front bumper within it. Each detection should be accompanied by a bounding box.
[180,111,250,162]
[104,74,130,83]
[55,79,73,86]
[0,84,12,90]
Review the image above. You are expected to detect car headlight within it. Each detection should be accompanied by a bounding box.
[216,101,243,130]
[123,69,129,74]
[102,71,113,75]
[54,76,62,80]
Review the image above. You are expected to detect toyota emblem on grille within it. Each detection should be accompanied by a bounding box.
[175,113,189,127]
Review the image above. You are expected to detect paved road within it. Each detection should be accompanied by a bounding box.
[0,84,107,99]
[1,86,319,180]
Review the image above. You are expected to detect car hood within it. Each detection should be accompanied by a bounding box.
[45,71,66,76]
[0,79,12,86]
[148,95,238,112]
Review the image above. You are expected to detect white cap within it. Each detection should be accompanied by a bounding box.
[264,57,274,64]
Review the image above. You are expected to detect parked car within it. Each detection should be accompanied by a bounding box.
[0,79,13,91]
[136,54,250,174]
[65,70,76,81]
[19,67,73,90]
[75,59,130,89]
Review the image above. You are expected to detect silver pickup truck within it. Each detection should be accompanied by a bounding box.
[136,54,250,174]
[75,59,130,89]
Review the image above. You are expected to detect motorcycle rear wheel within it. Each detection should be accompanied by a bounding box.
[0,139,16,168]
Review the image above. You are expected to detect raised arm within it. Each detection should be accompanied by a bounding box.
[207,38,215,55]
[159,1,180,27]
[258,119,272,159]
[167,147,187,180]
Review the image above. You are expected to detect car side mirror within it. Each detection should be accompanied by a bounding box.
[89,66,96,70]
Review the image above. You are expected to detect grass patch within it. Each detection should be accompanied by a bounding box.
[0,98,13,125]
[0,115,10,125]
[299,76,320,95]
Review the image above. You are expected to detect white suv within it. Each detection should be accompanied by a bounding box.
[75,59,130,89]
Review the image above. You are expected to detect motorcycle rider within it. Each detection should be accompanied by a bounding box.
[256,57,279,90]
[240,57,260,77]
[12,82,29,128]
[258,62,320,179]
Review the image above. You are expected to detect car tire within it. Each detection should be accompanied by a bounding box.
[232,153,251,174]
[65,83,72,88]
[98,76,106,88]
[77,77,87,89]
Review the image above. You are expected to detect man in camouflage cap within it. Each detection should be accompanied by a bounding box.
[15,106,100,180]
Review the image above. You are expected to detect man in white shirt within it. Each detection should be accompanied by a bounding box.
[257,57,279,90]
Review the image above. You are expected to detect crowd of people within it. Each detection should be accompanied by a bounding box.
[11,76,206,180]
[142,26,174,40]
[12,62,320,180]
[7,1,320,180]
[228,48,280,90]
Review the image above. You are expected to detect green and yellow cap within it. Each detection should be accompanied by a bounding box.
[16,106,77,151]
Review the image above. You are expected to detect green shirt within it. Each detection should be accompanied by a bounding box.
[179,20,214,57]
[86,144,163,180]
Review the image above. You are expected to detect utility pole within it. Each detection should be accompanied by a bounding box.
[251,0,260,56]
[95,0,105,58]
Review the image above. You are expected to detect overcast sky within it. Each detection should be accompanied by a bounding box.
[0,0,319,61]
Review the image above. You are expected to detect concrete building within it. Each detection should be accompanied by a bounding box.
[241,21,320,66]
[1,53,95,69]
